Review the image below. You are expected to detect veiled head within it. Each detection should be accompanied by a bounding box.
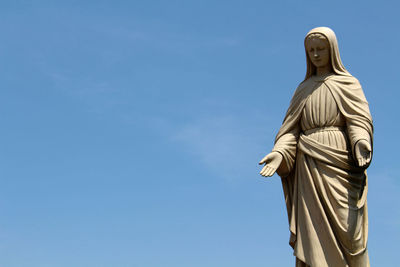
[304,27,350,80]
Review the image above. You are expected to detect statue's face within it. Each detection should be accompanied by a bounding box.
[306,37,330,69]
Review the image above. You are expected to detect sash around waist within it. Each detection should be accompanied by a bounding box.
[298,133,357,171]
[297,134,368,208]
[303,126,345,135]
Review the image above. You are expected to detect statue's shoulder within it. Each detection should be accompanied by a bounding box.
[298,77,315,87]
[325,74,361,88]
[295,77,314,93]
[289,78,315,103]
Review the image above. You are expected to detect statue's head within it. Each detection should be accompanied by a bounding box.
[305,33,331,70]
[303,27,350,80]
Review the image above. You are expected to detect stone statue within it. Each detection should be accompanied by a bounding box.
[259,27,373,267]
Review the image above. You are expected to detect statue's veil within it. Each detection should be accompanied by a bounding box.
[304,27,351,80]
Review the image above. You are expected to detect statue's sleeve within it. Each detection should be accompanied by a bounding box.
[269,82,307,177]
[272,126,300,177]
[347,123,372,158]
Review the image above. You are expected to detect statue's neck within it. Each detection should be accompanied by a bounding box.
[316,65,333,76]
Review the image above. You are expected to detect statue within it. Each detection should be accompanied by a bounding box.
[259,27,373,267]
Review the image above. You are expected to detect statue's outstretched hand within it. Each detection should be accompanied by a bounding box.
[259,152,283,177]
[354,140,372,168]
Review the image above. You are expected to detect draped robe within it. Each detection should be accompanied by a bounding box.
[272,74,373,267]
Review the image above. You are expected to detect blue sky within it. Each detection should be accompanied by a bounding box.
[0,1,399,266]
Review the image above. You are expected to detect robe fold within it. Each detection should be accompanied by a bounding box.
[272,74,373,267]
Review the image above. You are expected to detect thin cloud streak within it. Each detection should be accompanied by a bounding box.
[170,113,273,181]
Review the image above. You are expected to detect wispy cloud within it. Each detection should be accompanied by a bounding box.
[169,113,273,181]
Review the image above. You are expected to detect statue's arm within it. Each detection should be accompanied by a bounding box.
[259,126,300,177]
[347,124,372,168]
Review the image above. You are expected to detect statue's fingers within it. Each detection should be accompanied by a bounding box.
[262,166,271,176]
[260,165,269,173]
[265,166,273,175]
[266,166,276,176]
[260,167,268,176]
[263,171,271,177]
[366,142,372,152]
[366,153,371,164]
[357,158,362,167]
